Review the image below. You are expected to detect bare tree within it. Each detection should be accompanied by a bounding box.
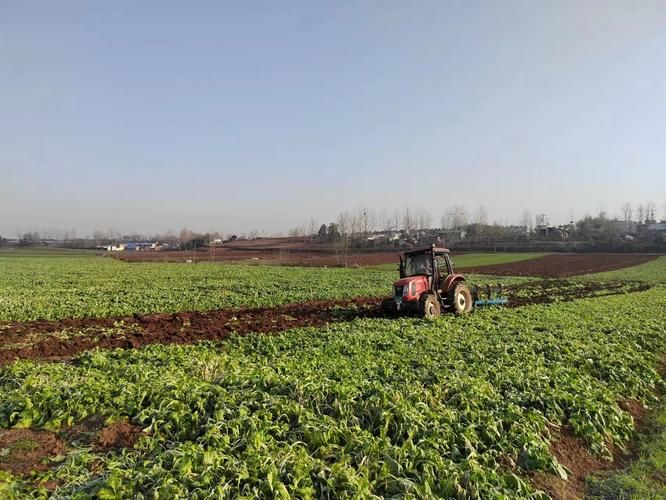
[636,205,645,223]
[415,208,432,231]
[620,202,633,222]
[475,205,488,225]
[335,211,351,266]
[646,201,657,223]
[390,211,400,234]
[451,205,467,230]
[379,209,399,248]
[379,209,391,248]
[358,208,375,237]
[402,208,415,234]
[441,210,452,230]
[520,210,532,234]
[308,218,317,238]
[348,210,361,242]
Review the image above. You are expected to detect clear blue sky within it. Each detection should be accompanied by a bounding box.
[2,0,665,236]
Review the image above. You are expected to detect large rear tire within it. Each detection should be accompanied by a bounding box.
[418,293,441,319]
[450,282,473,314]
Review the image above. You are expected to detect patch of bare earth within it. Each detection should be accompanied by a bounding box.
[59,416,143,452]
[0,429,66,475]
[460,253,658,278]
[0,297,383,365]
[531,399,648,499]
[93,421,143,451]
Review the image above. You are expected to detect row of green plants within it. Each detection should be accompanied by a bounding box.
[581,256,666,285]
[0,257,394,322]
[1,288,665,498]
[0,256,532,323]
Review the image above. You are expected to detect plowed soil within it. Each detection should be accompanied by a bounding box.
[459,253,657,277]
[93,421,143,451]
[0,280,651,366]
[531,430,621,499]
[0,429,66,475]
[0,297,381,365]
[0,418,144,479]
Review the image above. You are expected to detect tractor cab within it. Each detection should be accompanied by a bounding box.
[400,247,453,280]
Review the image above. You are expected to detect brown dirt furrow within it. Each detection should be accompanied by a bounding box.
[0,297,384,365]
[0,281,652,366]
[531,397,651,499]
[460,253,658,278]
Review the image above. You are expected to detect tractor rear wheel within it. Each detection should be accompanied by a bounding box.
[419,293,441,319]
[450,282,473,314]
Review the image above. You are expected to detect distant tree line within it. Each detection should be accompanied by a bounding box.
[5,199,665,253]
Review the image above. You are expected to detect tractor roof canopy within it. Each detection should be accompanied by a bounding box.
[403,246,450,257]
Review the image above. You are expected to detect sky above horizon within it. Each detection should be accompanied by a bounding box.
[2,1,665,237]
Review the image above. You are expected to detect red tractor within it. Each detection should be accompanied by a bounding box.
[381,245,506,318]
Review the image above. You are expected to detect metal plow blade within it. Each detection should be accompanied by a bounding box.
[472,284,508,308]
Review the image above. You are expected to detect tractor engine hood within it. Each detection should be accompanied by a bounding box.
[393,276,429,301]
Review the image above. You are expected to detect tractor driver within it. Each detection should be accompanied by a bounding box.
[414,254,432,275]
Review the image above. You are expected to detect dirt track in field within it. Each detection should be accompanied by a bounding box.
[459,253,657,277]
[0,297,381,365]
[0,281,652,366]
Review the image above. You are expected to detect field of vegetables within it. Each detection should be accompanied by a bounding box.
[0,287,665,498]
[0,256,539,323]
[1,253,665,498]
[0,257,394,322]
[2,255,664,323]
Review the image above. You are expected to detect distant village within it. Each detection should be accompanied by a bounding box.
[2,209,665,253]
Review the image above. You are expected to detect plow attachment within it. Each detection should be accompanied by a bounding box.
[472,284,508,308]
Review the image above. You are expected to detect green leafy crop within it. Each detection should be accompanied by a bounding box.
[0,256,530,323]
[0,257,394,322]
[1,288,665,498]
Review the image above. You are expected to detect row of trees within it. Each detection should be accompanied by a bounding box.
[5,200,664,251]
[288,206,489,240]
[619,201,664,223]
[286,200,666,242]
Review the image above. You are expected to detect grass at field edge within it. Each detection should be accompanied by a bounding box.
[587,398,666,498]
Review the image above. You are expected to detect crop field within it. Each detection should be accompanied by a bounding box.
[0,256,546,323]
[0,254,665,498]
[581,256,666,285]
[0,257,395,323]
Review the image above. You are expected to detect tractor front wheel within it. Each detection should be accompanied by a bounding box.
[450,282,473,314]
[380,299,397,317]
[419,293,441,319]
